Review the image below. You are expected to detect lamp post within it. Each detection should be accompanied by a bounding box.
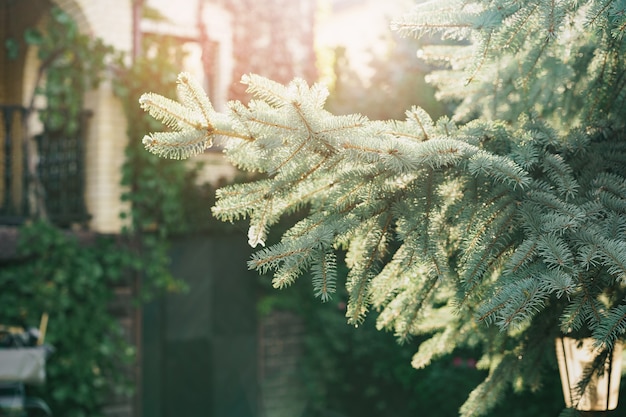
[555,337,622,414]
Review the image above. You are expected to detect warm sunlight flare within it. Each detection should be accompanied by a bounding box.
[317,0,411,83]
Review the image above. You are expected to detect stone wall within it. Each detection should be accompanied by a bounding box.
[258,310,308,417]
[106,283,141,417]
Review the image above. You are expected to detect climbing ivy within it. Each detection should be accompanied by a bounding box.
[113,32,219,302]
[0,221,137,417]
[260,269,566,417]
[0,5,214,417]
[115,34,209,238]
[21,6,114,134]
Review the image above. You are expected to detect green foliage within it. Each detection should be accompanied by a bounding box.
[1,8,139,417]
[114,33,238,303]
[4,37,19,60]
[141,0,626,415]
[115,36,192,234]
[259,263,481,417]
[261,264,565,417]
[1,6,218,417]
[115,35,226,242]
[327,34,445,121]
[0,222,136,417]
[26,7,114,135]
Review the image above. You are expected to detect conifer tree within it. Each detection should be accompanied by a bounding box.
[139,1,626,415]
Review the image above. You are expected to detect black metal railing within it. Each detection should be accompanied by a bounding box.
[0,105,29,224]
[35,110,91,227]
[0,105,91,227]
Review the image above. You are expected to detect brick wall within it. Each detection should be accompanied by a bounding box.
[82,83,130,233]
[258,310,308,417]
[106,282,140,417]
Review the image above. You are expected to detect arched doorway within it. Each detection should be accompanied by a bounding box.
[0,0,52,222]
[2,0,131,230]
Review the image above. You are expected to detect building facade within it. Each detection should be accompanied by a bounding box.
[1,0,317,233]
[0,1,317,416]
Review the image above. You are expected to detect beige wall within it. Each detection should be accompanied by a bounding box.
[51,0,132,51]
[51,0,133,233]
[83,81,131,233]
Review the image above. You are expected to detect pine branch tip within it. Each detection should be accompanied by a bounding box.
[141,134,154,148]
[177,72,192,83]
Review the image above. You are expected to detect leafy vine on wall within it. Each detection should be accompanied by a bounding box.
[0,6,214,417]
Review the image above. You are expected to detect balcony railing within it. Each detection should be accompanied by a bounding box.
[0,105,90,227]
[0,105,28,225]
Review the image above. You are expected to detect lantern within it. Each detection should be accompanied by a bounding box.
[555,337,622,411]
